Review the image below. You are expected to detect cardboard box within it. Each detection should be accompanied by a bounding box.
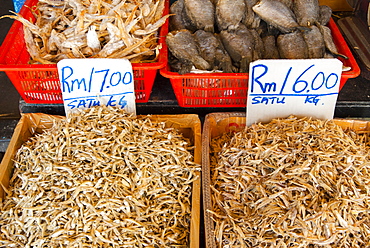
[202,112,370,247]
[0,113,201,248]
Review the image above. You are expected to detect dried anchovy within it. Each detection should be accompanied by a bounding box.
[0,106,199,247]
[209,115,370,248]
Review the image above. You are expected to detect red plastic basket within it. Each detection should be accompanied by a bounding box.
[0,0,169,104]
[160,19,360,108]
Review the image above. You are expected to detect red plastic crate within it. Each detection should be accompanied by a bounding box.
[0,0,169,104]
[160,18,360,108]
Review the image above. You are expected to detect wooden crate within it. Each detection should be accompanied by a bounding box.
[0,112,201,248]
[202,112,370,247]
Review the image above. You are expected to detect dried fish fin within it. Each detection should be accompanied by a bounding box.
[243,0,261,29]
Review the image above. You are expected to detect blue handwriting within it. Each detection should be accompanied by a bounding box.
[61,66,133,93]
[65,92,132,109]
[250,64,340,95]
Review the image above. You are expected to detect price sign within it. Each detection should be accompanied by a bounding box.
[246,59,343,126]
[57,58,136,117]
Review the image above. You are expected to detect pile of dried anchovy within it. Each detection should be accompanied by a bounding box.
[209,116,370,247]
[0,106,199,247]
[1,0,169,63]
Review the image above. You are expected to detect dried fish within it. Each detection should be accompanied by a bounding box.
[250,28,264,60]
[0,106,199,247]
[213,33,234,73]
[243,0,261,29]
[193,30,234,73]
[1,0,169,64]
[318,23,348,59]
[215,0,246,31]
[252,0,309,33]
[169,0,196,31]
[166,29,211,74]
[302,25,325,58]
[318,5,332,26]
[219,26,255,73]
[209,115,370,247]
[262,35,280,59]
[277,31,309,59]
[277,0,293,9]
[293,0,320,27]
[183,0,215,32]
[167,0,342,74]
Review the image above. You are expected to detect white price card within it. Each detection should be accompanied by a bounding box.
[57,58,136,118]
[246,59,343,126]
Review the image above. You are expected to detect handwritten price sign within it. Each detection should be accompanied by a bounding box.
[246,59,343,126]
[57,59,136,117]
